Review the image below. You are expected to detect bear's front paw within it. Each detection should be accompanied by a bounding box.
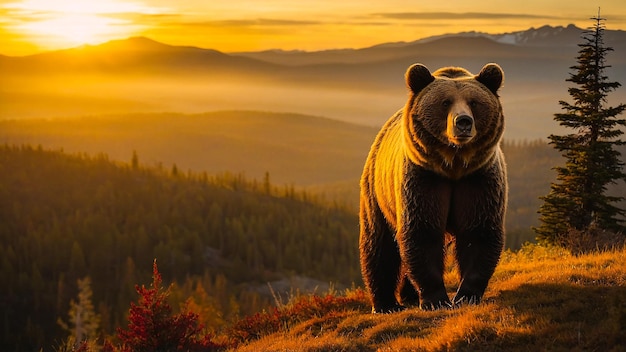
[372,303,406,314]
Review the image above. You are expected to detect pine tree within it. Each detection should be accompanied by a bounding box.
[58,277,101,348]
[535,11,626,246]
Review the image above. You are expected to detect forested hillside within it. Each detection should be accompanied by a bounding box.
[2,112,624,250]
[0,145,359,350]
[0,111,376,185]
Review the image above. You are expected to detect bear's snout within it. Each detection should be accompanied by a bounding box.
[448,113,476,144]
[454,115,474,135]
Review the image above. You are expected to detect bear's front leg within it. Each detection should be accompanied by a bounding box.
[450,167,506,306]
[452,225,504,306]
[398,172,453,310]
[359,197,405,314]
[398,225,451,310]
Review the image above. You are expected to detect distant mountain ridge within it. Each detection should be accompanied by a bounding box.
[3,24,625,74]
[412,24,590,47]
[1,24,625,140]
[7,24,625,79]
[491,24,589,46]
[233,24,626,64]
[4,24,626,61]
[0,35,278,77]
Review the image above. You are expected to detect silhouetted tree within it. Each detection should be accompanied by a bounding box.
[131,150,139,170]
[535,11,626,246]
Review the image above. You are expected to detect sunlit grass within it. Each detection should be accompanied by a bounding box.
[231,245,626,351]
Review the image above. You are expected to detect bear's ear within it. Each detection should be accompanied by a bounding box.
[475,63,504,94]
[406,64,434,93]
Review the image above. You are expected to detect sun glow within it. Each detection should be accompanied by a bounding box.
[20,14,126,46]
[10,0,152,48]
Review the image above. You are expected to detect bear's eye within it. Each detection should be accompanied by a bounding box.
[442,99,452,108]
[469,100,480,109]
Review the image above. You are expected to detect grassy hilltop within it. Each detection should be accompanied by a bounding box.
[230,245,626,351]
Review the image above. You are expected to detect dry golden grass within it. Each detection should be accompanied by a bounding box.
[231,245,626,351]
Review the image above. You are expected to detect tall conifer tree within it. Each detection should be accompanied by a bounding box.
[535,11,626,245]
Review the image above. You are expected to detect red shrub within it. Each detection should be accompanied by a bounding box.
[228,288,370,344]
[116,260,228,352]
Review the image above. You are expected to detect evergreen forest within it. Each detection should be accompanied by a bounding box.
[0,145,359,350]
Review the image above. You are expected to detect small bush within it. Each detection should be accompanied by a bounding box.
[556,224,625,255]
[116,260,231,352]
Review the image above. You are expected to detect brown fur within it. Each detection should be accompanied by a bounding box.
[359,63,507,313]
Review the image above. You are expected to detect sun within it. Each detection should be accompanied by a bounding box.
[11,0,150,48]
[20,14,126,46]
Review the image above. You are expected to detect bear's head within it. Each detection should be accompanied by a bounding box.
[402,63,505,177]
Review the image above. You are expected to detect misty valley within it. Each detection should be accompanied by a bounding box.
[2,25,626,139]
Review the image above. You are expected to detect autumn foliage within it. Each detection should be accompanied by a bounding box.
[228,288,370,342]
[109,260,370,351]
[115,260,228,351]
[51,245,626,351]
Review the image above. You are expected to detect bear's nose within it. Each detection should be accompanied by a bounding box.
[454,115,474,133]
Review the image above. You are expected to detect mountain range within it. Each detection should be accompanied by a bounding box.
[233,24,626,65]
[1,24,625,140]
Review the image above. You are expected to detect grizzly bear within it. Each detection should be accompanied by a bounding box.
[359,63,507,313]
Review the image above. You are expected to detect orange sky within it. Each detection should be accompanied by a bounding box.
[1,0,626,56]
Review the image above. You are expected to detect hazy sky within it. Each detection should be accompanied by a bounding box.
[1,0,625,56]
